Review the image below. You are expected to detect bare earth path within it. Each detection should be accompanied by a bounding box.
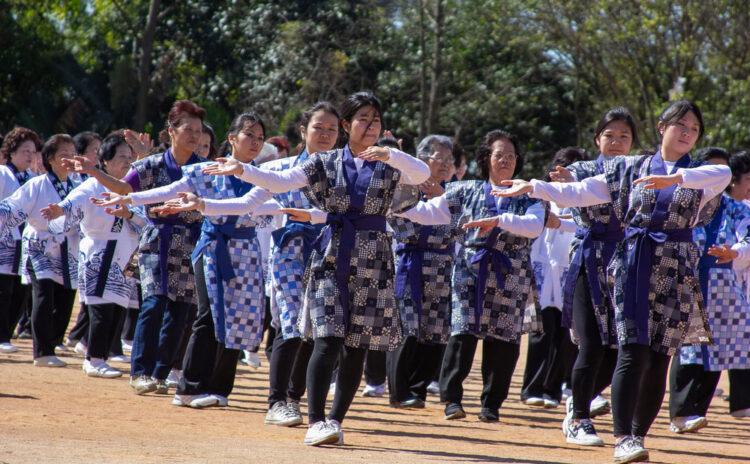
[1,323,748,464]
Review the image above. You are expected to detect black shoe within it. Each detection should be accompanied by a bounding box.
[478,408,499,423]
[444,403,466,420]
[401,397,426,409]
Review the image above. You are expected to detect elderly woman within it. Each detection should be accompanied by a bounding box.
[386,134,458,408]
[396,129,546,423]
[495,100,730,464]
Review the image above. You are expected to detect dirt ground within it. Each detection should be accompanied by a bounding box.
[2,315,749,464]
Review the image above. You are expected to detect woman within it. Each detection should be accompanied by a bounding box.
[669,148,750,430]
[0,134,80,367]
[202,91,430,445]
[495,100,730,464]
[0,127,42,354]
[62,100,207,394]
[395,129,545,423]
[549,108,639,446]
[41,132,142,378]
[386,134,457,408]
[96,112,274,408]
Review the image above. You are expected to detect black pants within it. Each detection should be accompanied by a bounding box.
[521,307,577,402]
[440,334,520,411]
[0,274,29,343]
[172,302,198,370]
[387,336,445,402]
[611,344,670,437]
[121,287,141,341]
[177,257,240,397]
[364,349,386,385]
[68,303,89,342]
[669,355,750,416]
[267,330,314,406]
[15,294,32,335]
[29,274,77,358]
[86,303,124,360]
[570,271,618,419]
[307,336,366,424]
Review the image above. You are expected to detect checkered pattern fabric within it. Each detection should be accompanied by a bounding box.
[442,181,542,344]
[298,149,403,351]
[604,155,717,356]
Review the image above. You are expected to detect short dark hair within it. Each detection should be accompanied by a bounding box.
[167,99,206,128]
[375,135,400,150]
[475,129,523,180]
[340,91,382,122]
[728,150,750,193]
[544,147,589,181]
[202,122,217,160]
[697,146,730,165]
[41,134,75,173]
[0,126,42,163]
[218,112,266,157]
[300,101,340,128]
[73,131,101,156]
[593,107,639,149]
[658,100,704,141]
[97,132,131,173]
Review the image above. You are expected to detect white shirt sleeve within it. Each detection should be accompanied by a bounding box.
[530,175,612,208]
[250,199,283,217]
[677,164,732,219]
[309,208,328,224]
[732,241,750,266]
[129,177,191,206]
[201,187,275,217]
[557,218,579,234]
[236,164,308,193]
[385,148,431,185]
[495,201,545,238]
[393,195,452,225]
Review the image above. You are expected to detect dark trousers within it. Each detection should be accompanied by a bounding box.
[29,274,76,358]
[570,271,618,419]
[387,336,445,402]
[86,303,124,360]
[267,330,314,406]
[611,343,671,437]
[306,336,366,424]
[521,307,577,402]
[68,303,89,342]
[440,334,521,411]
[177,257,240,397]
[669,355,750,416]
[122,305,139,341]
[172,302,198,370]
[130,294,191,380]
[364,349,386,385]
[0,274,29,343]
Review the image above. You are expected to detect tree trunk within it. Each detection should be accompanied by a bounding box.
[134,0,160,131]
[418,0,428,139]
[426,0,444,134]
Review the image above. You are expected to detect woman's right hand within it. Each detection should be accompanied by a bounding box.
[91,191,131,208]
[150,192,204,216]
[549,165,574,183]
[491,179,533,198]
[201,157,243,176]
[60,155,97,174]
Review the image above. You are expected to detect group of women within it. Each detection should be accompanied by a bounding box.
[0,93,748,464]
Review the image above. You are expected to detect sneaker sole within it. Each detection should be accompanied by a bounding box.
[478,416,499,423]
[265,417,303,427]
[134,385,158,395]
[614,449,649,464]
[304,433,340,446]
[525,399,545,407]
[566,436,604,447]
[674,418,708,434]
[445,411,466,420]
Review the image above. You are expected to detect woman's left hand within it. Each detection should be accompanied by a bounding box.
[420,179,445,198]
[707,244,739,264]
[105,205,134,219]
[279,208,312,223]
[358,146,391,162]
[462,216,499,237]
[40,203,64,220]
[633,173,682,190]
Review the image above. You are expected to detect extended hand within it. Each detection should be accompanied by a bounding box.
[462,216,499,237]
[105,205,134,219]
[60,155,96,174]
[419,179,445,198]
[202,157,243,176]
[124,129,154,160]
[707,244,739,264]
[491,179,533,198]
[91,191,131,208]
[150,192,203,216]
[40,203,64,220]
[633,173,682,190]
[279,208,312,223]
[545,212,561,229]
[357,146,391,162]
[549,165,574,183]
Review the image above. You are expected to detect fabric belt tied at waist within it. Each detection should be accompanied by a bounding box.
[394,239,451,321]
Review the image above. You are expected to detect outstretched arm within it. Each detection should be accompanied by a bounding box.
[393,195,452,225]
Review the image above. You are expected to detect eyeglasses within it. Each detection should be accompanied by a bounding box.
[491,152,517,162]
[426,154,455,165]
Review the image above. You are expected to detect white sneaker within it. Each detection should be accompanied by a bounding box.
[561,382,572,401]
[265,401,303,426]
[362,383,386,397]
[670,415,707,433]
[524,396,545,407]
[83,359,122,378]
[613,436,649,464]
[121,339,133,354]
[55,344,69,353]
[543,394,560,409]
[166,369,182,388]
[565,419,604,446]
[562,396,574,437]
[287,399,302,418]
[108,354,130,363]
[212,394,229,407]
[73,341,87,356]
[303,420,339,446]
[33,355,66,367]
[426,380,440,395]
[590,394,611,417]
[327,419,344,445]
[171,394,198,407]
[189,394,220,409]
[731,407,750,418]
[242,350,261,368]
[0,342,19,353]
